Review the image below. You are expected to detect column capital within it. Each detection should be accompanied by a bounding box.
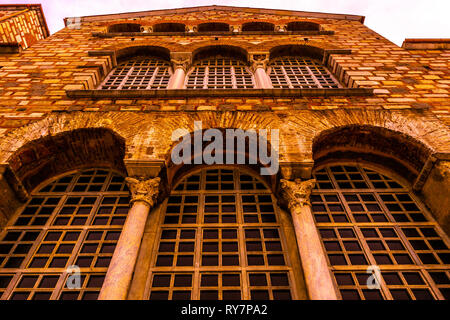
[125,176,161,207]
[279,178,316,211]
[249,53,269,72]
[170,52,192,72]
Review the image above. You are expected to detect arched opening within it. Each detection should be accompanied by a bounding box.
[0,168,130,300]
[100,46,172,90]
[242,22,275,32]
[107,23,141,33]
[145,166,306,300]
[268,45,340,89]
[286,21,320,32]
[311,162,450,300]
[187,46,254,89]
[7,128,126,193]
[197,22,230,32]
[312,125,433,184]
[153,23,186,33]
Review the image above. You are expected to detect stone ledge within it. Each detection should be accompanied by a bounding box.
[92,30,335,38]
[66,88,373,99]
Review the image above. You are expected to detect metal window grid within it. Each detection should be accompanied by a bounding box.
[312,164,450,300]
[0,169,130,300]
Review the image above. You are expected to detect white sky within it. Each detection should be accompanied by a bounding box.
[2,0,449,46]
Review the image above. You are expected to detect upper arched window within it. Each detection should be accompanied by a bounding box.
[241,22,275,32]
[269,56,340,89]
[197,23,230,32]
[286,21,320,31]
[186,56,254,89]
[99,56,172,90]
[153,23,186,33]
[0,168,130,300]
[107,23,141,33]
[312,164,450,300]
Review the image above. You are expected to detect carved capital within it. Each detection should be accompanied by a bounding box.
[170,52,192,72]
[125,176,161,207]
[230,25,241,32]
[185,25,197,33]
[279,178,316,212]
[249,53,269,72]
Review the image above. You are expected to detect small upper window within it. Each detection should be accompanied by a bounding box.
[241,22,275,32]
[286,21,320,32]
[107,23,142,33]
[269,57,340,89]
[186,56,254,89]
[99,56,171,90]
[153,23,186,33]
[197,22,230,32]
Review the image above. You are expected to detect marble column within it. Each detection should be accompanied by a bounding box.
[99,176,161,300]
[250,54,272,89]
[167,54,190,89]
[280,178,338,300]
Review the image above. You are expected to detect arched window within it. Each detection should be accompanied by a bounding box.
[241,22,275,32]
[153,23,185,33]
[312,164,450,300]
[269,56,340,89]
[107,23,141,33]
[99,56,172,90]
[0,169,130,300]
[186,56,254,89]
[286,21,320,32]
[147,168,299,300]
[197,23,230,32]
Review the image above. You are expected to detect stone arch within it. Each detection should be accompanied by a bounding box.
[152,22,186,33]
[197,22,230,32]
[286,21,321,31]
[187,40,253,56]
[241,21,275,32]
[7,128,127,193]
[312,125,433,184]
[191,44,250,64]
[107,23,141,33]
[114,45,171,63]
[165,127,279,192]
[256,41,339,56]
[103,40,184,57]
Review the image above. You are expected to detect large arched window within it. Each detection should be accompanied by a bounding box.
[312,164,450,300]
[107,23,142,33]
[269,56,340,89]
[99,56,172,90]
[0,169,130,300]
[197,23,230,32]
[152,23,186,33]
[186,57,254,89]
[146,168,300,300]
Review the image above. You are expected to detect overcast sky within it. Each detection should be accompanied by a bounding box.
[4,0,449,46]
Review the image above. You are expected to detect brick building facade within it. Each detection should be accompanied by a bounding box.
[0,5,449,300]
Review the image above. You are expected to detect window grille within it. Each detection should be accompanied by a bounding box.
[269,56,340,89]
[186,58,254,89]
[0,169,130,300]
[312,164,450,300]
[99,57,171,90]
[147,168,295,300]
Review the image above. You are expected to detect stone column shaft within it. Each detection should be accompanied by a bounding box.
[280,179,338,300]
[254,67,272,89]
[99,177,160,300]
[167,67,186,89]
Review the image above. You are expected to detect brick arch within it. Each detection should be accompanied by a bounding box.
[103,40,184,55]
[286,109,450,184]
[191,44,250,63]
[253,39,339,53]
[6,127,127,193]
[186,40,254,54]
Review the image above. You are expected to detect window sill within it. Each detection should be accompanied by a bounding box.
[66,88,373,99]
